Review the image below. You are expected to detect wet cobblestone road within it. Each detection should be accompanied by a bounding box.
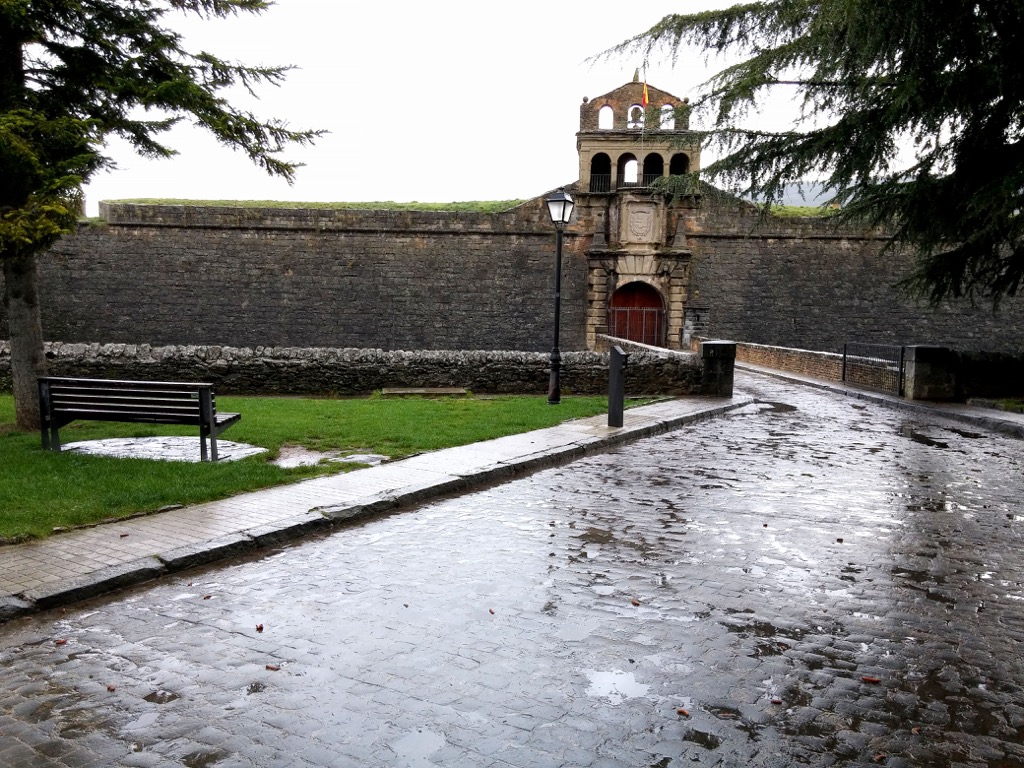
[2,373,1024,767]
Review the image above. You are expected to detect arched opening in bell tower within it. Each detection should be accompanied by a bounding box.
[670,153,690,175]
[608,282,666,347]
[642,153,664,186]
[589,153,611,193]
[617,153,638,187]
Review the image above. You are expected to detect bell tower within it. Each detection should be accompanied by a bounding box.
[574,72,702,351]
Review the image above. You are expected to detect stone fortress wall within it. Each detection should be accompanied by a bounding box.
[1,198,1022,363]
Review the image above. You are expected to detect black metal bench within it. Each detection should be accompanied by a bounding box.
[37,377,241,462]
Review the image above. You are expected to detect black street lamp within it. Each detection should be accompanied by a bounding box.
[545,189,575,405]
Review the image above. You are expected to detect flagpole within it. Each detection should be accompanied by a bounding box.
[640,68,648,186]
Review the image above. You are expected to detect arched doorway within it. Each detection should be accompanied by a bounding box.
[609,282,665,346]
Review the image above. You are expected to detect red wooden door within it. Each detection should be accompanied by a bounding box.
[608,282,665,346]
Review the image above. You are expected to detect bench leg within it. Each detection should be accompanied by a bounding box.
[211,436,219,462]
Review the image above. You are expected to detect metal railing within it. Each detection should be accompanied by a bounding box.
[588,174,664,193]
[842,343,905,396]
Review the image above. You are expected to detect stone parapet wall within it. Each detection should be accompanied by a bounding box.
[0,342,707,397]
[733,341,844,381]
[98,201,552,232]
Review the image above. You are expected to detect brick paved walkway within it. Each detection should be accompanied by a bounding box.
[2,372,1024,766]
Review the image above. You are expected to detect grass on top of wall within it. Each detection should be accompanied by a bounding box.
[101,199,528,213]
[0,392,613,541]
[769,204,839,218]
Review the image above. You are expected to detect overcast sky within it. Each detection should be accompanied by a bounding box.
[81,0,768,215]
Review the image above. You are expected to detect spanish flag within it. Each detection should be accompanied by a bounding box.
[642,81,649,107]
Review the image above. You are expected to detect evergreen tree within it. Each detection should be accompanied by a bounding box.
[1,0,321,429]
[608,0,1024,306]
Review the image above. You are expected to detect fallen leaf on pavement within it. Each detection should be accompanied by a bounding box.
[676,708,689,716]
[256,624,264,633]
[55,639,67,646]
[265,664,280,671]
[861,676,882,684]
[107,684,116,692]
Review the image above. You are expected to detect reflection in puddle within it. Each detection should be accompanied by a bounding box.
[584,669,650,705]
[390,727,446,767]
[899,423,949,448]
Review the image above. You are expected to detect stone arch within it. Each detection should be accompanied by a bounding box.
[589,153,611,193]
[626,104,645,129]
[642,153,664,186]
[608,281,666,346]
[598,105,614,130]
[670,153,690,175]
[617,153,638,186]
[660,104,675,130]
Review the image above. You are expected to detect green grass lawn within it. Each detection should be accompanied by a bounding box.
[0,393,612,541]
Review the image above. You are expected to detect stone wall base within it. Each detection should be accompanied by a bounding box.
[0,342,709,397]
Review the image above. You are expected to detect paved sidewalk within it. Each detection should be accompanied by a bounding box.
[0,396,749,622]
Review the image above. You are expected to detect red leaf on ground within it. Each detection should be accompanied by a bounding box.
[265,664,280,671]
[631,599,641,606]
[861,675,882,684]
[54,639,67,646]
[106,684,116,692]
[203,595,212,600]
[256,624,264,633]
[676,708,689,716]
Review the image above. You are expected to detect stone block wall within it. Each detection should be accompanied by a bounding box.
[0,201,586,353]
[683,207,1024,355]
[4,200,1024,364]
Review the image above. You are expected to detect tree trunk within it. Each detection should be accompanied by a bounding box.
[2,254,47,430]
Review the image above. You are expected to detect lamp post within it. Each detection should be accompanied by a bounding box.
[545,189,574,405]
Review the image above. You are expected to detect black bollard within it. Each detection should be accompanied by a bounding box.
[608,345,630,428]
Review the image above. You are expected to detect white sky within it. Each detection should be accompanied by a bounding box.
[82,0,764,215]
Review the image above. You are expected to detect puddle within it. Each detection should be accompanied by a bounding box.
[898,423,949,448]
[273,445,387,468]
[143,689,179,704]
[757,401,799,414]
[944,426,985,439]
[183,750,225,768]
[684,729,723,749]
[557,624,592,641]
[390,727,446,766]
[584,669,650,705]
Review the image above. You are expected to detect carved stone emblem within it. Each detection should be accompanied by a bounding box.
[629,208,653,240]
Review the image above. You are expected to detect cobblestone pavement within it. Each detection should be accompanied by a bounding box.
[2,373,1023,767]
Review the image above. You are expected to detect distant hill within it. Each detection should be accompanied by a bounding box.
[779,182,835,206]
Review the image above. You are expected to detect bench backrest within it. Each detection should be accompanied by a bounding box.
[39,377,217,426]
